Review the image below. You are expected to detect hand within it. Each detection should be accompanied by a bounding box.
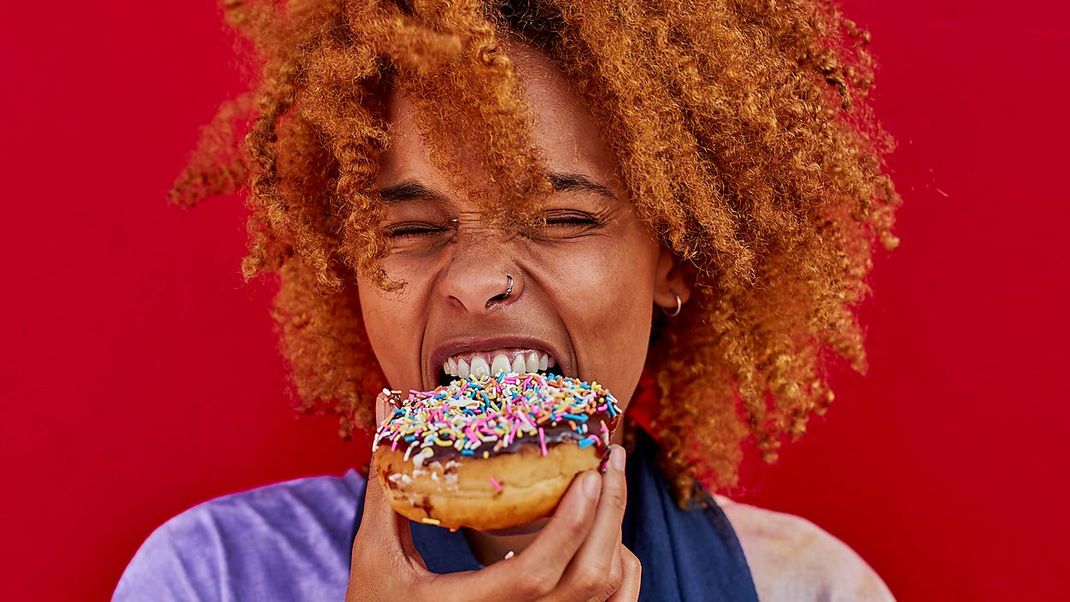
[345,395,641,602]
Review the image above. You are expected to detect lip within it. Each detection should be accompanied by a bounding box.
[425,334,571,389]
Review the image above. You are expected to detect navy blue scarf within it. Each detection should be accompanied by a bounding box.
[352,431,758,601]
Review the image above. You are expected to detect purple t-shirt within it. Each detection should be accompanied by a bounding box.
[113,470,365,601]
[112,455,892,601]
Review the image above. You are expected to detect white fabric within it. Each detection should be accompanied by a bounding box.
[714,494,896,601]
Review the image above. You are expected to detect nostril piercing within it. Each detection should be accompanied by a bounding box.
[486,274,514,308]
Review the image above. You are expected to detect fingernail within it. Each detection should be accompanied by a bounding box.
[582,471,601,499]
[610,445,626,472]
[375,393,390,424]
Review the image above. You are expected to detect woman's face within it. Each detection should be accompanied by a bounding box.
[357,43,687,410]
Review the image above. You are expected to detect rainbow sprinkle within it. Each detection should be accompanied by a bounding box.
[373,372,620,459]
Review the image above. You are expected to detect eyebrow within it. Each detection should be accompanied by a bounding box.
[375,171,615,203]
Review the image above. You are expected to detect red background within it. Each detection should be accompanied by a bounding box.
[2,1,1067,600]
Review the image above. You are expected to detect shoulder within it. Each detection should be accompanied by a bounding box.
[113,470,366,602]
[713,495,895,602]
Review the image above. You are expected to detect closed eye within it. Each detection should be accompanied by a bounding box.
[387,222,449,239]
[540,210,605,237]
[519,208,608,242]
[544,210,601,227]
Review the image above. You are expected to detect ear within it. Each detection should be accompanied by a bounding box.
[653,245,692,312]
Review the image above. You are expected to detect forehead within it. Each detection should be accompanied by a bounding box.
[374,42,621,192]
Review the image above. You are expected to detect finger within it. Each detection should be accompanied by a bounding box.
[601,538,624,602]
[588,524,623,602]
[541,551,623,602]
[420,470,603,600]
[506,470,603,589]
[606,544,641,602]
[557,445,629,599]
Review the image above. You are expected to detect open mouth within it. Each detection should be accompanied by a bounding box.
[438,348,558,386]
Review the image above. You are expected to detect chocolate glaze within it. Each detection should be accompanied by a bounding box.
[429,410,617,462]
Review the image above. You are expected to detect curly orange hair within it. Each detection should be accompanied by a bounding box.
[173,0,899,506]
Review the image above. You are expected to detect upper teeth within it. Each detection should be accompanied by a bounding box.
[443,350,553,379]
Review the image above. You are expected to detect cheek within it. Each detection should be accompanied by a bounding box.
[356,277,425,389]
[542,233,660,402]
[573,252,653,330]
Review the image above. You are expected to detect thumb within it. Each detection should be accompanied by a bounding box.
[364,389,418,556]
[375,389,398,425]
[356,391,426,573]
[358,390,426,568]
[355,458,423,564]
[346,462,424,601]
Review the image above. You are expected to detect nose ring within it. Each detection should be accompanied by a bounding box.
[486,274,515,309]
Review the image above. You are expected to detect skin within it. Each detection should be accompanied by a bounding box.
[349,41,691,601]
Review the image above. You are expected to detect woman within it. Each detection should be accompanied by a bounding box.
[115,0,900,599]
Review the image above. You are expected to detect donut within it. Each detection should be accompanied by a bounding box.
[371,372,621,531]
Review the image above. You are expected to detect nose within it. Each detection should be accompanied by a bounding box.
[438,243,522,313]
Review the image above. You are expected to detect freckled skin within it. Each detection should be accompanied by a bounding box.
[357,43,691,421]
